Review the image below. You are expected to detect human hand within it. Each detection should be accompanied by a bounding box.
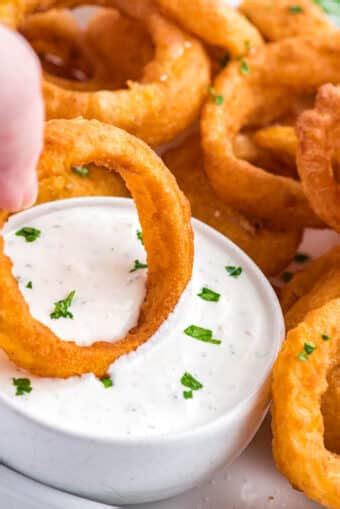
[0,25,44,212]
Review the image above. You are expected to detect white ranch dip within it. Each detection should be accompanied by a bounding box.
[0,198,281,438]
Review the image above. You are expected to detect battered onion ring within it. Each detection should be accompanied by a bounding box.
[163,134,302,276]
[296,84,340,233]
[201,34,340,229]
[155,0,264,57]
[280,246,340,313]
[253,125,298,171]
[240,0,334,41]
[272,299,340,509]
[0,119,194,378]
[4,0,210,147]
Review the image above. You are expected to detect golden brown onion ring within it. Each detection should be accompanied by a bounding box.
[163,134,302,276]
[0,119,193,378]
[240,0,334,41]
[296,84,340,232]
[201,34,340,229]
[4,0,210,147]
[272,299,340,509]
[156,0,264,57]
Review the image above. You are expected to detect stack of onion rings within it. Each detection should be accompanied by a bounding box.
[0,119,194,378]
[201,33,340,229]
[3,0,210,147]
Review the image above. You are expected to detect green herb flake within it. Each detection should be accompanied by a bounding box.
[15,227,41,243]
[197,287,220,302]
[322,334,331,341]
[130,259,148,273]
[12,377,32,396]
[298,341,317,361]
[239,59,250,75]
[26,281,33,289]
[136,230,144,245]
[288,5,304,13]
[294,252,310,264]
[50,290,76,320]
[225,266,243,278]
[184,325,221,345]
[183,390,193,399]
[244,40,251,52]
[219,53,229,68]
[72,165,90,177]
[208,85,224,105]
[281,271,293,283]
[100,376,113,389]
[297,351,309,362]
[181,372,203,397]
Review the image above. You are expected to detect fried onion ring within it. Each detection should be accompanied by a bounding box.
[240,0,334,41]
[296,84,340,233]
[155,0,264,57]
[272,299,340,509]
[0,119,193,378]
[163,134,302,276]
[201,34,340,229]
[4,0,210,147]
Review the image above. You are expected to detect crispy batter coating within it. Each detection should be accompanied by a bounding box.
[280,246,340,312]
[201,34,340,229]
[163,135,302,276]
[240,0,334,41]
[272,299,340,509]
[253,125,297,171]
[296,84,340,232]
[0,119,193,377]
[156,0,264,57]
[3,0,210,147]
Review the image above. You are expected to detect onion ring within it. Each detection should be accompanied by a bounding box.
[0,119,194,378]
[296,84,340,232]
[272,299,340,509]
[240,0,334,41]
[163,134,302,276]
[155,0,264,57]
[201,34,340,229]
[4,0,210,147]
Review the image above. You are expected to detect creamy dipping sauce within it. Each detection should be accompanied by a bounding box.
[0,198,280,438]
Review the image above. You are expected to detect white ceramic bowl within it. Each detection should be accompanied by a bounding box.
[0,197,284,505]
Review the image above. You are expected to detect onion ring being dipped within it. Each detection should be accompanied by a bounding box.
[4,0,210,147]
[163,134,302,276]
[155,0,264,57]
[296,84,340,233]
[0,119,194,378]
[240,0,334,41]
[201,34,340,230]
[272,299,340,509]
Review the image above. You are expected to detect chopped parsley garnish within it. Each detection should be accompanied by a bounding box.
[219,53,229,68]
[281,271,293,283]
[244,40,251,52]
[181,372,203,399]
[322,334,331,341]
[50,290,76,320]
[26,281,33,289]
[136,230,144,245]
[298,341,316,361]
[100,376,113,389]
[197,287,220,302]
[225,265,243,278]
[15,227,41,243]
[12,377,32,396]
[294,252,310,264]
[184,325,221,345]
[72,165,90,177]
[239,59,250,75]
[208,85,224,105]
[288,5,304,13]
[130,259,148,272]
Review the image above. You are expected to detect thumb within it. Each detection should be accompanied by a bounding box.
[0,25,44,212]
